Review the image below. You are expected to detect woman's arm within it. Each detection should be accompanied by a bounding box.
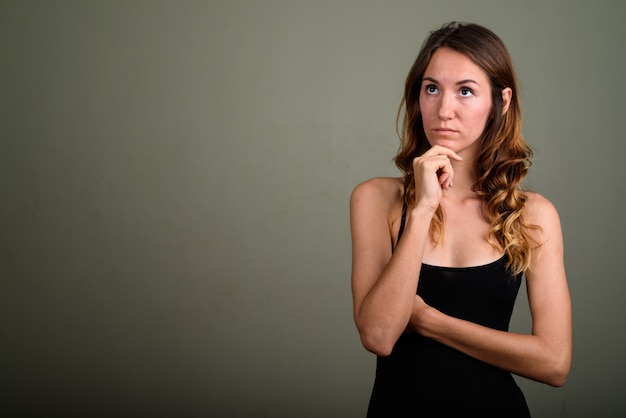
[408,194,572,386]
[351,147,463,356]
[350,178,433,356]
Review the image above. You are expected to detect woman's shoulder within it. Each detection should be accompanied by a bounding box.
[523,191,562,235]
[350,177,405,237]
[350,177,405,225]
[523,191,559,217]
[350,177,404,207]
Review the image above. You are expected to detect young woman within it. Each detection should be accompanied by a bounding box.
[350,22,572,417]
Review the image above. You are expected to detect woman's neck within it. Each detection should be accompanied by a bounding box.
[444,158,478,201]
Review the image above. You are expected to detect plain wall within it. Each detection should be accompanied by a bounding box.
[2,1,625,417]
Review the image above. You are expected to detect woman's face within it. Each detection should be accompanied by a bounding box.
[418,47,494,158]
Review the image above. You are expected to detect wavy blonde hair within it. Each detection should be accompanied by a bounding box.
[395,22,538,275]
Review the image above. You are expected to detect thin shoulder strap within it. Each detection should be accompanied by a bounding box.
[396,198,408,248]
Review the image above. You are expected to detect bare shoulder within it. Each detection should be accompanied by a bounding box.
[523,191,563,244]
[350,177,404,213]
[524,191,560,222]
[350,177,405,235]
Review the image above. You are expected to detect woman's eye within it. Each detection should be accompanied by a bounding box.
[460,88,474,97]
[425,85,438,94]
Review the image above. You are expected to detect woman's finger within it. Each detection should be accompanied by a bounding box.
[422,145,463,161]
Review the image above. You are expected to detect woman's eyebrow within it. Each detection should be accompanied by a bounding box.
[422,76,480,86]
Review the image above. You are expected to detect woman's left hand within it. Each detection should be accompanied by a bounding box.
[406,295,433,333]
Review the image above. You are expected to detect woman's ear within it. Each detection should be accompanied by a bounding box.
[501,87,512,116]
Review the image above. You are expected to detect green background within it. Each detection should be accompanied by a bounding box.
[2,1,625,416]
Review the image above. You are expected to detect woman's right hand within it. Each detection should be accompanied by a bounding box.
[412,145,463,212]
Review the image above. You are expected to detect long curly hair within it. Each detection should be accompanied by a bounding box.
[395,22,538,274]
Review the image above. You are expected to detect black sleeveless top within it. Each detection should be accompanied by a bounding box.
[366,203,530,417]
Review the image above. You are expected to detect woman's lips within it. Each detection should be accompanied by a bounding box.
[434,128,457,135]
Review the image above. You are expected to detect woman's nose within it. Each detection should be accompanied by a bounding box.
[437,95,454,120]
